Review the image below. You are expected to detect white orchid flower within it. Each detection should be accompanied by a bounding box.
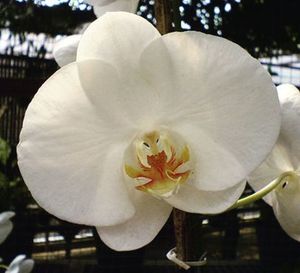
[53,35,82,67]
[53,0,139,67]
[17,12,281,251]
[248,84,300,241]
[0,212,15,244]
[86,0,139,17]
[5,255,34,273]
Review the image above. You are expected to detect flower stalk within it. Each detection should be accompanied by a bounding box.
[230,172,295,210]
[0,264,8,270]
[154,0,173,34]
[154,0,189,264]
[173,209,189,262]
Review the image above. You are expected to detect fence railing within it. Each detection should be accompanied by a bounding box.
[0,55,58,145]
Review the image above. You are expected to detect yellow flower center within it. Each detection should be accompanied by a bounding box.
[124,130,193,198]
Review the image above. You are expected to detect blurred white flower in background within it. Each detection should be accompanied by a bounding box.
[53,0,139,67]
[248,84,300,241]
[18,12,281,250]
[86,0,139,17]
[53,34,82,67]
[0,212,15,244]
[5,255,34,273]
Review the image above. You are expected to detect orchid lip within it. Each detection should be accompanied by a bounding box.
[124,130,193,198]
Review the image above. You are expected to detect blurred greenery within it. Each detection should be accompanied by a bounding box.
[0,0,95,36]
[0,137,33,211]
[0,138,11,166]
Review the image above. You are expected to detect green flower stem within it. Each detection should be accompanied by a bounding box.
[0,264,8,270]
[230,171,295,210]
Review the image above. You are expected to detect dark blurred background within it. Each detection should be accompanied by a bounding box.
[0,0,300,272]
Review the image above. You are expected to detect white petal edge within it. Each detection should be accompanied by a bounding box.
[247,139,294,206]
[0,211,15,224]
[165,181,246,214]
[77,12,160,72]
[272,182,300,241]
[17,62,136,227]
[6,256,34,273]
[53,35,81,67]
[139,31,281,191]
[276,84,300,169]
[93,0,139,17]
[277,83,300,104]
[248,84,300,205]
[97,192,172,251]
[0,222,13,245]
[18,260,34,273]
[0,211,14,244]
[85,0,115,7]
[6,255,26,273]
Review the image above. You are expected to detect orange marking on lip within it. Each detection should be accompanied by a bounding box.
[125,144,191,197]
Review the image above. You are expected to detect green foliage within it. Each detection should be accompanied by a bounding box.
[0,137,33,211]
[0,138,11,166]
[0,0,95,36]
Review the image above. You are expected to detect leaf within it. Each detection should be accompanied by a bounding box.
[0,138,11,165]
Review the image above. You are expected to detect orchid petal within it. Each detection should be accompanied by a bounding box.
[77,12,160,72]
[248,84,300,205]
[139,31,281,191]
[77,59,176,130]
[272,180,300,241]
[0,221,12,245]
[248,140,294,205]
[277,83,299,103]
[277,84,300,169]
[267,85,300,241]
[53,35,81,67]
[18,63,136,226]
[6,255,26,273]
[165,181,246,214]
[85,0,114,6]
[0,211,15,224]
[6,255,34,273]
[8,255,26,267]
[0,211,14,244]
[97,192,172,250]
[19,260,34,273]
[6,255,25,273]
[93,0,139,17]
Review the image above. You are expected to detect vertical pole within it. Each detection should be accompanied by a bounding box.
[173,209,189,262]
[154,0,187,266]
[154,0,173,34]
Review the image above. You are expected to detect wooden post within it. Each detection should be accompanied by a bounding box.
[154,0,173,34]
[173,209,189,262]
[154,0,188,265]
